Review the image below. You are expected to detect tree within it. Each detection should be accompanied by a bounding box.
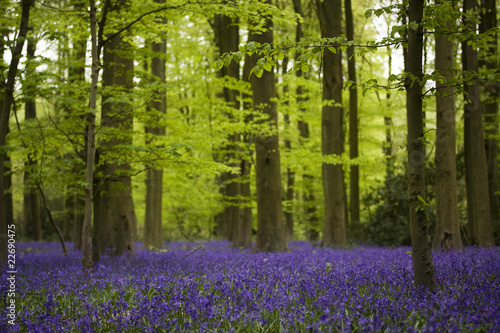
[211,14,241,243]
[22,30,43,242]
[292,0,319,242]
[317,0,347,248]
[93,0,137,258]
[345,0,360,227]
[462,0,495,247]
[82,0,99,271]
[433,0,463,251]
[143,0,167,250]
[251,0,288,252]
[63,0,88,249]
[0,0,34,266]
[479,0,499,223]
[405,0,436,290]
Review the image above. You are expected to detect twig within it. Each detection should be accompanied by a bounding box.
[181,245,204,258]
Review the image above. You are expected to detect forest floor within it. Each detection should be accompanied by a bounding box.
[2,241,499,332]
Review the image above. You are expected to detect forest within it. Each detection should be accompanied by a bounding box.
[0,0,499,331]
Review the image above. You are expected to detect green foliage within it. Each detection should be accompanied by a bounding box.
[354,165,436,247]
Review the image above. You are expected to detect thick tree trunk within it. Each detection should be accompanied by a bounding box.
[251,0,288,252]
[433,0,463,251]
[0,0,33,266]
[95,6,136,257]
[462,0,495,246]
[317,0,347,248]
[345,0,359,227]
[143,3,166,250]
[212,15,241,243]
[405,0,436,291]
[479,0,499,223]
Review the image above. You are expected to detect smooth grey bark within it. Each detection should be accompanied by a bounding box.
[405,0,436,290]
[317,0,347,248]
[433,0,463,251]
[251,0,288,252]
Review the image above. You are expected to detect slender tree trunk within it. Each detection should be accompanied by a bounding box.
[251,0,288,252]
[433,0,463,251]
[479,0,499,223]
[95,1,136,257]
[292,0,318,242]
[317,0,346,248]
[462,0,495,246]
[405,0,436,290]
[384,42,394,176]
[0,0,33,266]
[64,0,87,247]
[233,53,254,249]
[282,56,295,241]
[345,0,359,227]
[22,34,43,242]
[143,1,166,250]
[82,0,99,271]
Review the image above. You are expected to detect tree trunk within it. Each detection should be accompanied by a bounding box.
[64,0,87,248]
[292,0,318,242]
[0,0,33,266]
[82,0,99,271]
[212,14,241,243]
[405,0,436,290]
[462,0,495,246]
[94,1,137,257]
[282,56,295,241]
[22,34,43,242]
[433,0,463,251]
[143,1,166,250]
[384,30,394,177]
[479,0,499,223]
[317,0,347,248]
[233,53,255,249]
[345,0,359,227]
[251,0,288,252]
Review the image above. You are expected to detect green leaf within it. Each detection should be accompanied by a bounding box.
[213,59,223,71]
[263,62,272,72]
[365,9,373,18]
[255,67,264,78]
[328,46,337,54]
[300,63,309,72]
